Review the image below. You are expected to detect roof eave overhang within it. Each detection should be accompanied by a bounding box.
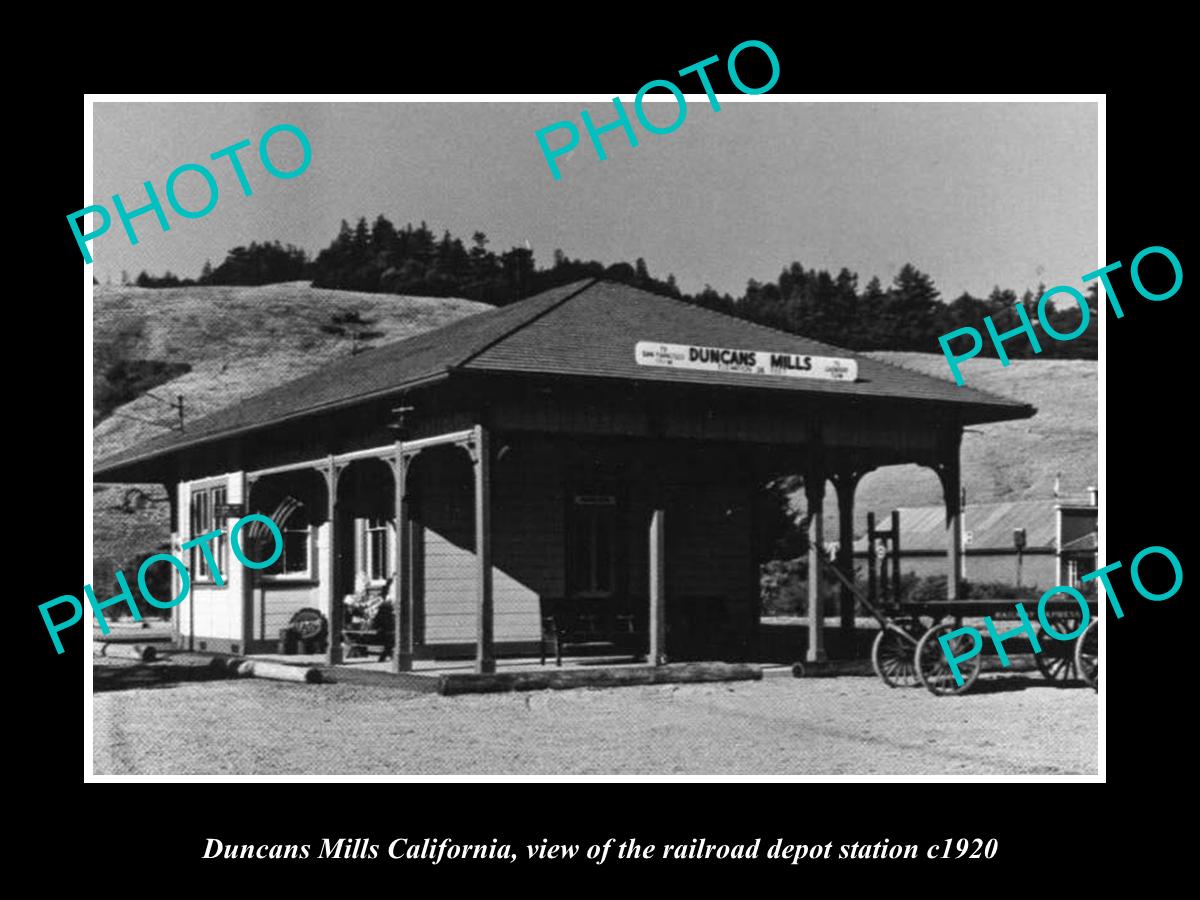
[94,367,1036,484]
[455,367,1037,425]
[93,369,454,483]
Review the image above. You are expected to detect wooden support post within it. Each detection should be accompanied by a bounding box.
[649,505,667,666]
[165,480,181,648]
[325,459,343,666]
[937,431,964,603]
[866,511,877,608]
[745,456,761,661]
[170,527,180,645]
[393,446,413,672]
[236,473,255,653]
[412,520,426,648]
[832,471,860,647]
[891,508,902,602]
[946,479,962,602]
[180,481,194,652]
[805,472,827,664]
[473,425,495,675]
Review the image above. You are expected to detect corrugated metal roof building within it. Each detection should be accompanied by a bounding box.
[854,498,1097,591]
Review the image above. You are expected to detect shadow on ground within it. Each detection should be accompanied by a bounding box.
[93,659,231,693]
[962,675,1096,695]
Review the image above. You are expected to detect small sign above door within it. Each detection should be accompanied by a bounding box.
[574,495,617,506]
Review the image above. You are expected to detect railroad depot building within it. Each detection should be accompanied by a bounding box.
[94,279,1034,674]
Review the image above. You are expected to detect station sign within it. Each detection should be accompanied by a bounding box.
[634,341,858,382]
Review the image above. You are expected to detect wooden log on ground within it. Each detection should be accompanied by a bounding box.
[438,673,520,695]
[204,656,321,683]
[650,662,761,684]
[94,643,157,662]
[208,656,244,675]
[237,659,323,683]
[438,662,761,695]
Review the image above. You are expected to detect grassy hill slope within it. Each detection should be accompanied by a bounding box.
[93,282,489,460]
[850,352,1097,525]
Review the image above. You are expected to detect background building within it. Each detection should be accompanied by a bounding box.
[854,490,1097,592]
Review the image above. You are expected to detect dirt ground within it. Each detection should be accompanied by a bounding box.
[92,657,1097,776]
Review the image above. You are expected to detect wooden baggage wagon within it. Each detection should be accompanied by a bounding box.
[823,559,1099,696]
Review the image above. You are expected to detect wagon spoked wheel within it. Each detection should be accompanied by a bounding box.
[1034,620,1081,685]
[1075,619,1098,691]
[872,624,922,688]
[916,623,981,696]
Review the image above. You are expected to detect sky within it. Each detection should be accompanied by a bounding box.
[90,100,1097,301]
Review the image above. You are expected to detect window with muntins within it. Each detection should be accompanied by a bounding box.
[263,498,313,578]
[189,484,228,582]
[366,517,392,583]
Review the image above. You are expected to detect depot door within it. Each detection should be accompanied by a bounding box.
[566,490,625,605]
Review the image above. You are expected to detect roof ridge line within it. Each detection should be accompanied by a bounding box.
[452,278,600,371]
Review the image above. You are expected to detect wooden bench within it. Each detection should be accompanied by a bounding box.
[540,601,641,667]
[343,628,391,660]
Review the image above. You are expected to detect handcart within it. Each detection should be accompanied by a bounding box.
[821,558,1099,696]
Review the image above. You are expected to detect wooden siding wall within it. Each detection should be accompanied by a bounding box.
[492,390,943,455]
[252,530,327,642]
[669,485,752,599]
[625,446,756,653]
[416,448,475,644]
[492,442,565,637]
[416,443,563,645]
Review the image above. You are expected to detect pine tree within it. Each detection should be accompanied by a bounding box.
[352,217,370,250]
[469,231,491,280]
[370,216,397,262]
[887,264,944,350]
[858,277,887,349]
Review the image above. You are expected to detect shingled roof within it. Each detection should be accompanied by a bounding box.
[95,278,1033,478]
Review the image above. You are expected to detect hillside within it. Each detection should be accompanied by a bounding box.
[93,282,489,460]
[90,284,1097,600]
[846,351,1097,529]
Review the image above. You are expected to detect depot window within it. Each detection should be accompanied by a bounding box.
[263,498,313,579]
[189,484,228,583]
[365,516,392,584]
